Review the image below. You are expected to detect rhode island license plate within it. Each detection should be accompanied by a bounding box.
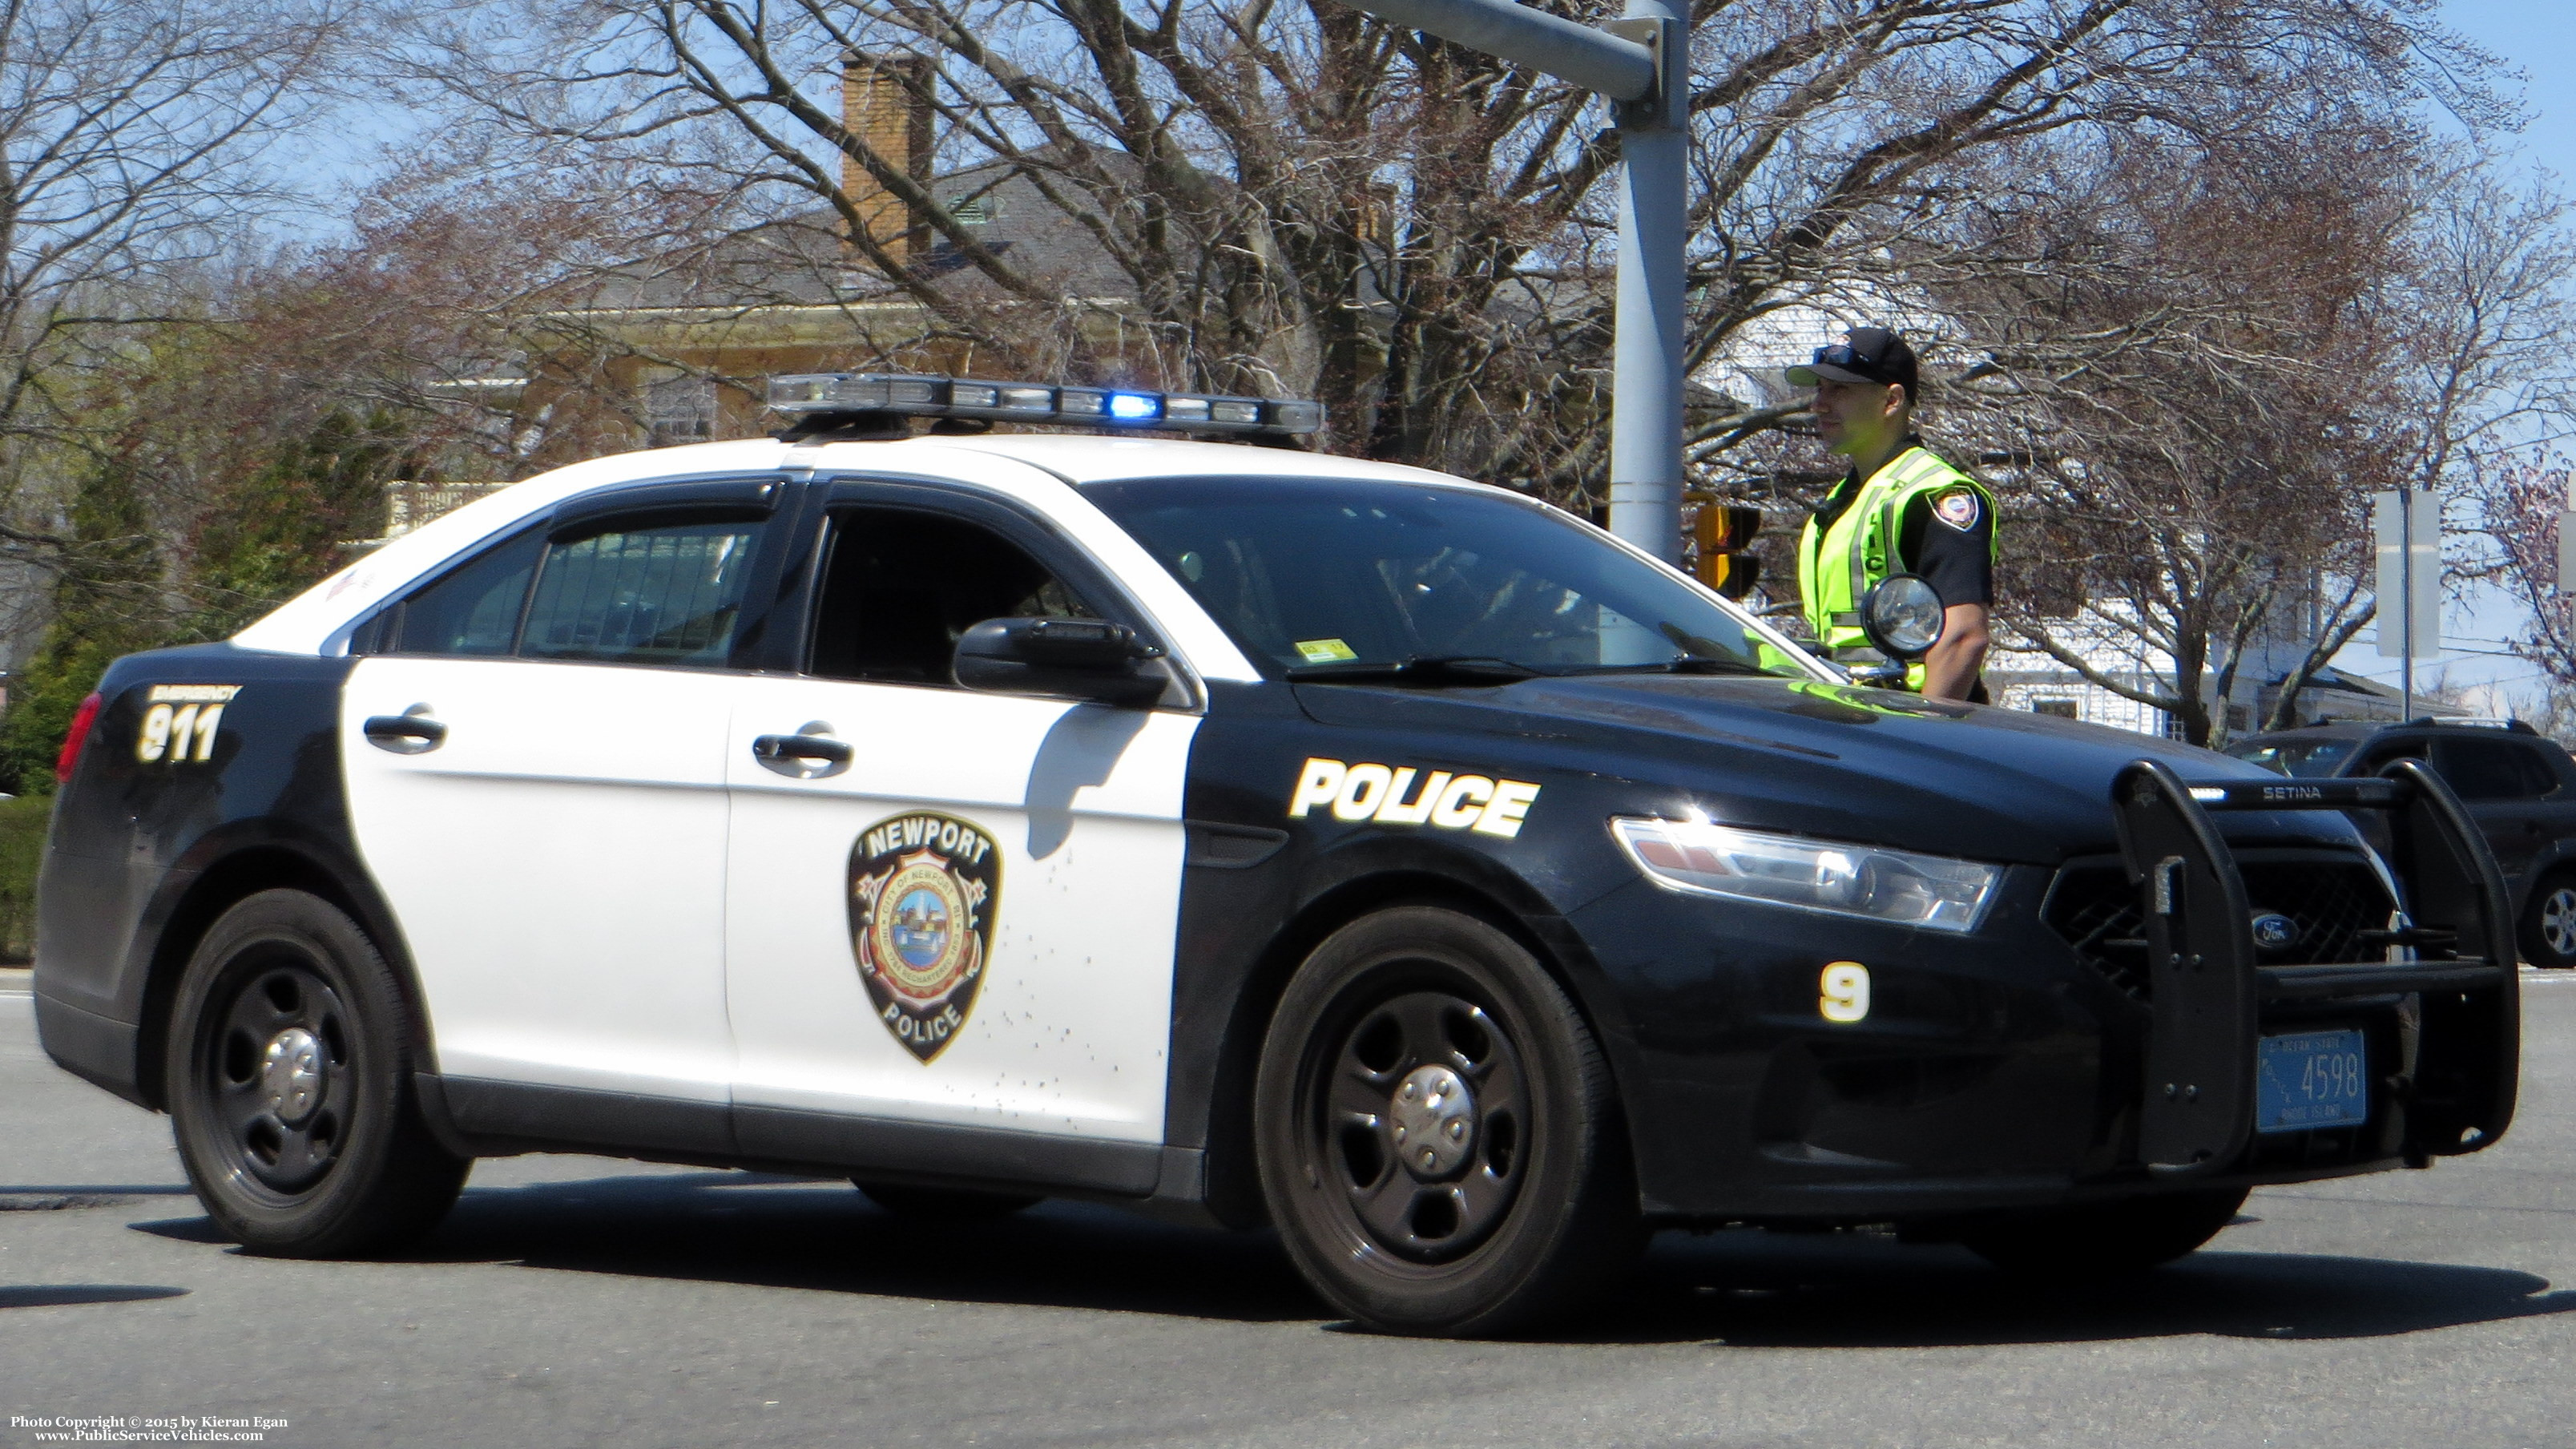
[2255,1028,2370,1134]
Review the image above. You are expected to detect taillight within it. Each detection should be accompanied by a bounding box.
[55,691,103,784]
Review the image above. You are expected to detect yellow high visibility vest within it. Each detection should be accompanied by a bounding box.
[1795,446,1994,687]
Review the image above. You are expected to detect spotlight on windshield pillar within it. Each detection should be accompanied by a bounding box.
[1689,496,1764,599]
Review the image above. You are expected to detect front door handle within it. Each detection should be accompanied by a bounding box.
[362,708,446,755]
[752,723,851,779]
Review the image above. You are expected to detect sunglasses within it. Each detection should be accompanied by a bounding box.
[1811,343,1871,369]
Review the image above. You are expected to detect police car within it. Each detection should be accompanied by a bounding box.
[30,374,2522,1336]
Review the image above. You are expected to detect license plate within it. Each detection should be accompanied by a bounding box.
[2255,1029,2370,1134]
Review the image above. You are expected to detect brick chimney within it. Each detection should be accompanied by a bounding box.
[843,52,933,264]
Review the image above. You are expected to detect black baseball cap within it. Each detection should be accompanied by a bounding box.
[1785,326,1919,398]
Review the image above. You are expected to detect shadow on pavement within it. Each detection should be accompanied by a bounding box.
[0,1285,188,1309]
[138,1171,1324,1324]
[116,1169,2576,1344]
[1537,1228,2576,1347]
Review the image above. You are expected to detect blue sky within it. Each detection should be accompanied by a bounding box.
[2325,2,2576,711]
[2441,1,2573,173]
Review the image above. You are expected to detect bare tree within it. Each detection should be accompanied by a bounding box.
[0,1,352,557]
[377,0,2497,490]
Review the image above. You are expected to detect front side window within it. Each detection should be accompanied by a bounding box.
[381,513,765,668]
[1082,475,1793,679]
[809,507,1098,685]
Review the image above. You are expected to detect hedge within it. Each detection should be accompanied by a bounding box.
[0,793,53,963]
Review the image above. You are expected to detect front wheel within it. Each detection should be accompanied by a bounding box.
[2520,874,2576,969]
[1958,1187,2249,1276]
[1254,906,1643,1336]
[165,890,467,1256]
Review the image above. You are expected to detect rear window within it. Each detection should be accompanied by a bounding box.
[2226,737,2356,777]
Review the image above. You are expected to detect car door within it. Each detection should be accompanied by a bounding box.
[341,478,781,1133]
[721,481,1199,1183]
[2431,735,2562,890]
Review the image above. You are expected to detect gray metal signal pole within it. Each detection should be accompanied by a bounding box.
[1328,0,1690,561]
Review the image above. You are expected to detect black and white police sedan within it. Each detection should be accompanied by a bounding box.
[31,375,2521,1335]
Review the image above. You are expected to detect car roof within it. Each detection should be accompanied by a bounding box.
[922,431,1471,486]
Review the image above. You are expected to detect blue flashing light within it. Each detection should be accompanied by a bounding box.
[1107,392,1161,422]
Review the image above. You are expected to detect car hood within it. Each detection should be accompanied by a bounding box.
[1289,673,2366,866]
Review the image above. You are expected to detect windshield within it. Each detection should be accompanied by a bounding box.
[2226,737,2357,777]
[1081,475,1808,680]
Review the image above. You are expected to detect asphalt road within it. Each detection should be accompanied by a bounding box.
[4,971,2573,1449]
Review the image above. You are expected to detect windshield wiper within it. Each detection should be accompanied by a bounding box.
[1284,655,1544,685]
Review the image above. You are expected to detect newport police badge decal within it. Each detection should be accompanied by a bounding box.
[849,812,1000,1063]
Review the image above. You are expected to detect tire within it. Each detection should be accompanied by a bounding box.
[1959,1186,2249,1277]
[853,1181,1042,1220]
[1253,906,1644,1336]
[2519,873,2576,969]
[164,890,468,1256]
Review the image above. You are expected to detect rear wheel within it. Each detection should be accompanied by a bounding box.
[1254,906,1643,1336]
[2519,874,2576,969]
[1959,1186,2248,1276]
[853,1181,1042,1220]
[165,890,467,1256]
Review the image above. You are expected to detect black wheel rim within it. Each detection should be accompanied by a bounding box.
[1303,986,1529,1265]
[195,957,354,1200]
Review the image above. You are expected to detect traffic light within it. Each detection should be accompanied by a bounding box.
[1689,497,1763,599]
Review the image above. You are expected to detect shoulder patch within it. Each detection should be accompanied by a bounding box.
[1930,486,1981,531]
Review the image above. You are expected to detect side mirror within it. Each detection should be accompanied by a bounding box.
[953,617,1169,707]
[1860,574,1946,661]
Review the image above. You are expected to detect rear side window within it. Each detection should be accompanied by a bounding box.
[377,514,766,668]
[2435,738,2560,800]
[522,521,763,666]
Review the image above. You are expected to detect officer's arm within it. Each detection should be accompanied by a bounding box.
[1921,603,1989,702]
[1897,484,1993,702]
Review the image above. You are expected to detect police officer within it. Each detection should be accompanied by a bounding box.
[1786,327,1994,702]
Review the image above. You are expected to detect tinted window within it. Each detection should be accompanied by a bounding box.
[1082,476,1776,677]
[809,508,1097,685]
[2225,737,2356,778]
[2435,738,2558,800]
[389,527,546,656]
[519,520,764,666]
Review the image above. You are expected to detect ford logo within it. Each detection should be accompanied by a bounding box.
[2250,912,2300,951]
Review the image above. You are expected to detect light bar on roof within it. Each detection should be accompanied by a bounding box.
[765,372,1322,438]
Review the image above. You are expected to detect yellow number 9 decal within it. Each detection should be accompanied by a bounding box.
[136,704,173,762]
[1820,962,1871,1023]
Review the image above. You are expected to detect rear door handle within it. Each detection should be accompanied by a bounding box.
[752,726,851,779]
[362,711,447,755]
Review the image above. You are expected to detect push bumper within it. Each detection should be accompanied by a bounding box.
[2113,758,2518,1176]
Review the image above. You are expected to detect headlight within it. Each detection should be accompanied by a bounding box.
[1609,813,1999,933]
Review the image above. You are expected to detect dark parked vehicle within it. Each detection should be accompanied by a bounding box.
[2227,718,2576,968]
